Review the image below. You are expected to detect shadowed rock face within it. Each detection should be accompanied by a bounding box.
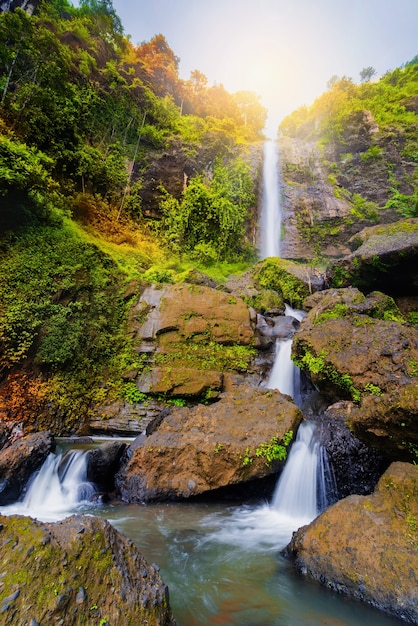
[285,462,418,624]
[0,513,176,625]
[115,385,302,502]
[328,218,418,298]
[0,431,54,504]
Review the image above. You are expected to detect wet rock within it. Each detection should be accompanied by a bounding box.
[115,385,302,502]
[0,431,54,504]
[328,218,418,297]
[292,288,418,457]
[0,513,176,625]
[285,462,418,624]
[89,399,168,436]
[318,406,388,497]
[86,441,127,491]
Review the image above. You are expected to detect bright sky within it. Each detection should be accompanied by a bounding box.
[111,0,417,135]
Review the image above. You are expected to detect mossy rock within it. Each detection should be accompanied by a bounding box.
[0,513,176,625]
[285,462,418,624]
[252,258,312,309]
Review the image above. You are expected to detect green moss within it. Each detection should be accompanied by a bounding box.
[252,259,310,308]
[313,303,349,325]
[154,341,256,373]
[293,345,361,402]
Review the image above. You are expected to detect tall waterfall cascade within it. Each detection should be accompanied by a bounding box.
[260,140,282,258]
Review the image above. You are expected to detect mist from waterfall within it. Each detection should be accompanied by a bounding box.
[260,140,281,258]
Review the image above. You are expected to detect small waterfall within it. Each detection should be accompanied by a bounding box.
[2,449,97,521]
[260,140,281,258]
[272,421,320,521]
[266,305,306,405]
[266,338,295,398]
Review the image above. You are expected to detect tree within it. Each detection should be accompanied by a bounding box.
[360,66,377,83]
[327,75,340,90]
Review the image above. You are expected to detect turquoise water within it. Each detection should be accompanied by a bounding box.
[97,501,404,626]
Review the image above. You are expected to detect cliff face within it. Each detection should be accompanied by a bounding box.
[279,106,417,263]
[0,0,40,13]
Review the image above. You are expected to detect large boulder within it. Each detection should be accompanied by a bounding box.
[86,441,127,492]
[328,218,418,298]
[0,513,176,625]
[292,288,418,457]
[115,385,302,502]
[285,462,418,624]
[127,283,255,399]
[0,431,54,504]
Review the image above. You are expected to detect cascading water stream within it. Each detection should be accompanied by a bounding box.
[2,449,96,521]
[266,305,306,405]
[260,140,281,259]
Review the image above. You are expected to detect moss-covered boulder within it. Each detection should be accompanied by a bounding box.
[251,258,318,309]
[115,385,302,502]
[285,462,418,624]
[328,218,418,297]
[293,288,418,457]
[128,283,256,399]
[0,513,176,625]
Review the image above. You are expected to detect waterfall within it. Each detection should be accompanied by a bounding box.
[272,421,319,520]
[260,140,281,259]
[272,421,337,522]
[266,338,295,398]
[2,449,97,521]
[266,305,306,405]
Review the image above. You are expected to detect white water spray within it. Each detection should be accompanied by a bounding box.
[1,449,96,521]
[271,421,319,520]
[260,140,281,258]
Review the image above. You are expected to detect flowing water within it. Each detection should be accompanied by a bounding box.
[266,305,306,405]
[0,437,402,626]
[260,140,282,258]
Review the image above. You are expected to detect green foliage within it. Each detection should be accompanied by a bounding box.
[154,341,256,373]
[143,266,175,284]
[363,383,382,396]
[122,382,146,404]
[384,188,418,218]
[313,303,349,325]
[255,431,294,466]
[0,133,61,228]
[0,220,126,379]
[293,347,361,402]
[360,145,382,161]
[158,157,256,262]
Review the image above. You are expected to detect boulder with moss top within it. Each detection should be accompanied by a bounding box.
[285,462,418,624]
[292,288,418,457]
[115,384,302,502]
[0,513,176,625]
[127,283,255,399]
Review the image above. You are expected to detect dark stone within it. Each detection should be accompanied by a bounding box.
[0,432,55,504]
[318,407,389,498]
[86,441,126,492]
